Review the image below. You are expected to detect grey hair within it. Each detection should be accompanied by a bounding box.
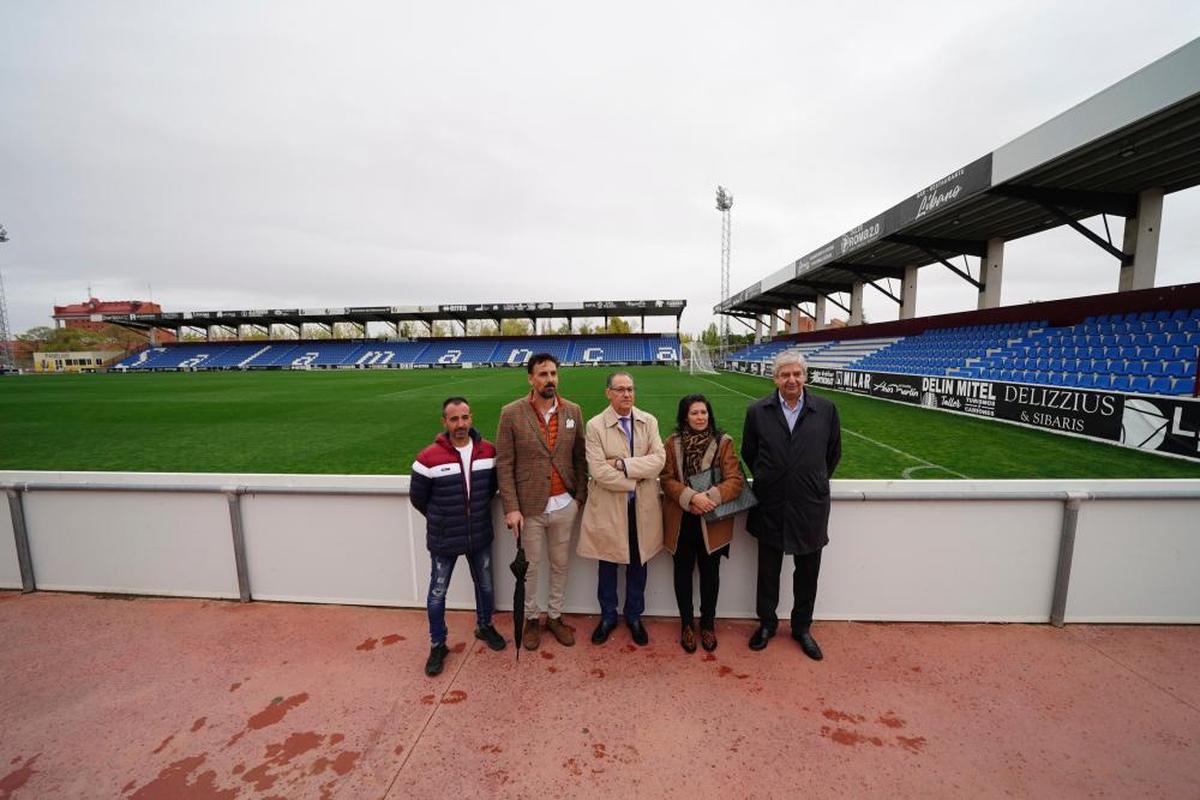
[606,371,634,389]
[773,349,808,373]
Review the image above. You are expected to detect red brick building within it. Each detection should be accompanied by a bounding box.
[51,298,176,343]
[52,298,162,331]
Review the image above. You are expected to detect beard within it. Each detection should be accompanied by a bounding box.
[539,384,557,398]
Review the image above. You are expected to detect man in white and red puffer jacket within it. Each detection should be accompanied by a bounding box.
[410,396,506,676]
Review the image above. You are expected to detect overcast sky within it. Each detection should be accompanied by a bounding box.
[1,2,1199,336]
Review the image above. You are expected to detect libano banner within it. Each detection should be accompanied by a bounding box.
[796,366,1200,462]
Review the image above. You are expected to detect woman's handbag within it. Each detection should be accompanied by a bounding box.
[687,463,757,522]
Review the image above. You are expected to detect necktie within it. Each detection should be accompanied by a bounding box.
[618,415,633,455]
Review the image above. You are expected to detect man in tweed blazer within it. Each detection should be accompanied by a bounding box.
[495,352,589,650]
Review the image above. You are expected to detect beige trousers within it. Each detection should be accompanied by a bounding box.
[521,501,578,621]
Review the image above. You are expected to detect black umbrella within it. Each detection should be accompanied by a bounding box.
[509,533,528,661]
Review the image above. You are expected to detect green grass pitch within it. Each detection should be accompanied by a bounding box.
[3,367,1199,479]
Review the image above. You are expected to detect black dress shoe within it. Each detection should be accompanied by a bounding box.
[591,619,617,645]
[424,643,449,677]
[748,625,776,651]
[627,619,649,647]
[474,624,507,652]
[793,630,824,661]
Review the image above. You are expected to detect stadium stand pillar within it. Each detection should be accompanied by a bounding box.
[754,316,763,344]
[789,306,800,334]
[899,265,919,320]
[814,295,827,330]
[849,282,864,325]
[1119,187,1164,292]
[977,237,1005,310]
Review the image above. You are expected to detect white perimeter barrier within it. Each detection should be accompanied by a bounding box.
[2,471,1198,624]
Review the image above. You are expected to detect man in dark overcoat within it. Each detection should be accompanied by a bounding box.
[741,349,841,660]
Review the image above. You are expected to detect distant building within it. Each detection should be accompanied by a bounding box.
[53,297,161,330]
[33,350,124,373]
[51,297,175,342]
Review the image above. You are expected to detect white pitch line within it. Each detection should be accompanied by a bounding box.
[375,373,500,399]
[694,374,970,480]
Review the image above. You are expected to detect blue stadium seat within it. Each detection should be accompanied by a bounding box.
[1175,377,1196,395]
[1111,375,1132,391]
[1149,376,1173,394]
[1129,375,1151,394]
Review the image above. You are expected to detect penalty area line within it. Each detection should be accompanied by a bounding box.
[694,374,970,480]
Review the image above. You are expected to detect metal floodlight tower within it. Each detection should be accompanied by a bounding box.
[0,224,12,371]
[715,186,733,347]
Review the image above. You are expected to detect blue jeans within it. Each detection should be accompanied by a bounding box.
[597,501,647,624]
[427,546,494,647]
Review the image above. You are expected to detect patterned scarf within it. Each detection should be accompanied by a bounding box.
[680,428,713,478]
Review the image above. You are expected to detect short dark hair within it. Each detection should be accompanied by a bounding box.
[442,396,470,413]
[526,352,559,374]
[675,393,721,438]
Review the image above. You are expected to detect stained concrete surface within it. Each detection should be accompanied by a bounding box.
[0,591,1197,799]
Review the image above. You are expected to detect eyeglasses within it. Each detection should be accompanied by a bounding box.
[609,386,635,394]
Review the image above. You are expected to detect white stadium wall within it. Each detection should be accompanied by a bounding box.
[2,472,1198,623]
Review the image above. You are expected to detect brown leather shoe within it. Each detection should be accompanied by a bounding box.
[700,628,718,652]
[680,624,697,654]
[522,617,541,651]
[545,616,576,647]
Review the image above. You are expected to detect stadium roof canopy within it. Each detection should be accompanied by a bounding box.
[717,37,1200,318]
[102,299,686,333]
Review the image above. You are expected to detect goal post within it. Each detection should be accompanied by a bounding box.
[681,341,719,375]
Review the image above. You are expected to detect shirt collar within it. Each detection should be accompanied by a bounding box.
[777,390,805,412]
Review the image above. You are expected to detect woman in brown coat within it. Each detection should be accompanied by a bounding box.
[660,393,745,653]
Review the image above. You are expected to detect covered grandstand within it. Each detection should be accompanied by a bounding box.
[106,298,685,370]
[719,40,1200,462]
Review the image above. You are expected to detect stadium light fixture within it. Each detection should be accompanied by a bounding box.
[715,186,733,349]
[0,224,8,243]
[1119,141,1136,158]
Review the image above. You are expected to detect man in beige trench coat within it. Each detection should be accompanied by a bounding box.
[578,371,666,647]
